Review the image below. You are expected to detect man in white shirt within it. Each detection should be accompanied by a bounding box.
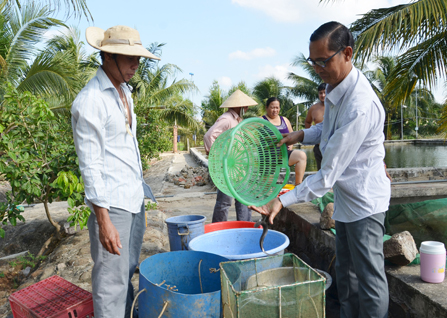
[72,25,159,318]
[250,21,390,318]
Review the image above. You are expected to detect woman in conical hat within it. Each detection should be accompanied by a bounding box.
[203,89,258,223]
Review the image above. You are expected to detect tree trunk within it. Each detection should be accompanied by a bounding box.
[173,124,178,153]
[36,201,63,257]
[386,112,392,140]
[43,201,61,236]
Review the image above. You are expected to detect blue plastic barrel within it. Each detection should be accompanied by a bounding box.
[165,215,206,251]
[138,251,228,318]
[188,228,290,260]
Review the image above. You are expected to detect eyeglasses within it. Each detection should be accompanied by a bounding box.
[307,47,344,68]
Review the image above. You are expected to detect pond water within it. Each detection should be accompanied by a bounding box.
[195,143,447,172]
[301,144,447,172]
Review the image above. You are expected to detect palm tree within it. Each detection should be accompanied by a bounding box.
[131,43,198,154]
[349,0,447,106]
[251,76,299,127]
[0,4,63,84]
[201,81,259,126]
[366,56,398,139]
[201,80,226,129]
[1,0,92,20]
[159,93,199,153]
[0,3,94,105]
[288,53,323,108]
[252,76,282,108]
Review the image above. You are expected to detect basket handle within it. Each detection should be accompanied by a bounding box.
[130,289,169,318]
[177,224,190,236]
[130,288,146,318]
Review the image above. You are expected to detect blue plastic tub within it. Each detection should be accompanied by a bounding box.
[165,215,206,251]
[137,251,228,318]
[188,228,290,260]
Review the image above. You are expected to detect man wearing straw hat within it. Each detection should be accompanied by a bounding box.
[71,25,159,318]
[204,89,258,223]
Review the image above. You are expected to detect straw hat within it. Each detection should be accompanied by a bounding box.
[86,25,161,60]
[220,89,258,108]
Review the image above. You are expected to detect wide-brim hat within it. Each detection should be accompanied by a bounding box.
[220,89,258,108]
[86,25,161,60]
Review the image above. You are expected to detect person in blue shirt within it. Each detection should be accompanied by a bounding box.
[250,22,390,318]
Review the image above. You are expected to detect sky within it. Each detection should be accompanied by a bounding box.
[55,0,444,110]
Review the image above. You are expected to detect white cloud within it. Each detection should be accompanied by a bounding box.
[232,0,408,25]
[229,47,276,60]
[218,76,233,88]
[255,63,294,85]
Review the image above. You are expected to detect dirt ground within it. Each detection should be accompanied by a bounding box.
[0,151,247,317]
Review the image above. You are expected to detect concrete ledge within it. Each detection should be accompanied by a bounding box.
[272,203,447,318]
[190,147,208,168]
[384,139,447,145]
[391,182,447,205]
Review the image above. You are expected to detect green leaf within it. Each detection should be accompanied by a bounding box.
[67,197,75,208]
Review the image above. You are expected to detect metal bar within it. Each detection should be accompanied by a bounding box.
[392,180,447,185]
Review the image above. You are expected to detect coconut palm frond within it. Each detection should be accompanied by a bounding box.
[290,53,321,83]
[5,0,93,20]
[4,3,64,83]
[160,95,199,130]
[351,0,447,62]
[18,49,83,103]
[252,77,283,105]
[384,30,447,106]
[288,72,319,102]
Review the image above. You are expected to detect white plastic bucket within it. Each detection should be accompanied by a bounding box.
[420,241,446,283]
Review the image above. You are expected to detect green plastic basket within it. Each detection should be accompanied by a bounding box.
[208,117,290,207]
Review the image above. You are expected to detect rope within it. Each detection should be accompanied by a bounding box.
[157,301,169,318]
[130,289,146,318]
[328,254,336,273]
[198,259,203,293]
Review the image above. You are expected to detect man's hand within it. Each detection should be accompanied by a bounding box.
[94,205,122,255]
[249,198,283,225]
[277,131,304,148]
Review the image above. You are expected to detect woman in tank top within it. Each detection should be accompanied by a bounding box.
[261,97,307,185]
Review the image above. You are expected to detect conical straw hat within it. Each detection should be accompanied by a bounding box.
[220,89,258,108]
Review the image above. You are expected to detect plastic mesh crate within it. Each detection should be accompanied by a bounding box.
[9,275,94,318]
[220,253,326,318]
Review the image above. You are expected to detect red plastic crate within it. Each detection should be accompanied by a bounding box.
[9,275,94,318]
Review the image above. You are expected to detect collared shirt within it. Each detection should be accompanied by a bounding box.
[279,67,391,222]
[71,67,145,213]
[203,109,242,152]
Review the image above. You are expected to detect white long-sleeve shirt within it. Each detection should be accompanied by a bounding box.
[279,67,391,222]
[71,67,150,213]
